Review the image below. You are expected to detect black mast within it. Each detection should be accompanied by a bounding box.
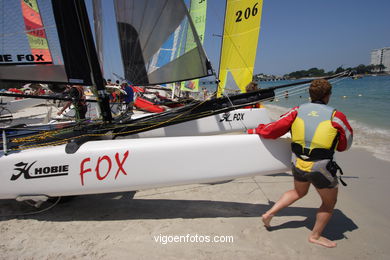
[74,0,112,122]
[52,0,112,122]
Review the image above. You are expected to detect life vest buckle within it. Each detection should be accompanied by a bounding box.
[326,160,347,186]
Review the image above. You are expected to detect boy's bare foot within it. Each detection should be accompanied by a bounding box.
[262,213,274,228]
[308,236,337,248]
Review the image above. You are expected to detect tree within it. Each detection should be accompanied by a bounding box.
[335,66,345,74]
[355,64,369,74]
[377,64,386,73]
[366,64,375,72]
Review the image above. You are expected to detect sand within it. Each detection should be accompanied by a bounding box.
[1,106,390,259]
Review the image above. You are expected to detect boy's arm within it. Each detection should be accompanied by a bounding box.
[247,107,299,139]
[332,111,353,151]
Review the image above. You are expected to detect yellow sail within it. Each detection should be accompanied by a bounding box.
[217,0,263,97]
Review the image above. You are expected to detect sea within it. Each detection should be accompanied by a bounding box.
[202,75,390,161]
[261,75,390,162]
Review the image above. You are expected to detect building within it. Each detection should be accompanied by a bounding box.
[370,47,390,72]
[383,48,390,72]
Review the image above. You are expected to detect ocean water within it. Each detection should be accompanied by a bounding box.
[259,75,390,162]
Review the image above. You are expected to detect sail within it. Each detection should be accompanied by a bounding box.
[20,0,52,64]
[113,0,212,86]
[181,0,208,92]
[0,0,95,85]
[217,0,263,97]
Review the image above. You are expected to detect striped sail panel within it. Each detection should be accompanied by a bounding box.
[181,0,207,92]
[217,0,263,97]
[20,0,53,63]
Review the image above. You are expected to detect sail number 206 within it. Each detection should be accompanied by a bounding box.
[235,3,259,22]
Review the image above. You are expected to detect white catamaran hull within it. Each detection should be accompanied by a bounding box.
[4,98,46,113]
[129,108,271,138]
[0,134,291,199]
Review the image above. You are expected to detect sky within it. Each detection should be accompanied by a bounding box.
[203,0,390,76]
[89,0,390,80]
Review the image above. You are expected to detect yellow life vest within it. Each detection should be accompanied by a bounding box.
[291,103,338,160]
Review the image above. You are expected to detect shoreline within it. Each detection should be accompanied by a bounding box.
[265,103,390,162]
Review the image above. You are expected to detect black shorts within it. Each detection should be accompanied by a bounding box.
[292,160,338,189]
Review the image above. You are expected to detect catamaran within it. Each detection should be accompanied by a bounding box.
[1,0,342,204]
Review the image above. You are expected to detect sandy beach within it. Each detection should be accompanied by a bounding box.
[1,105,390,259]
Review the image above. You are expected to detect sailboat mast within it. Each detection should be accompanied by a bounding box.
[93,0,104,72]
[73,0,112,122]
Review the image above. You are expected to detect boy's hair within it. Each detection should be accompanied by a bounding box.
[309,79,332,101]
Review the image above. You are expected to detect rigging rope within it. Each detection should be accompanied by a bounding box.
[222,91,249,131]
[251,177,272,204]
[7,98,213,151]
[260,74,348,103]
[4,74,349,152]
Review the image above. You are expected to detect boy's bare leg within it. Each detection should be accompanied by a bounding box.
[262,180,310,228]
[309,187,338,248]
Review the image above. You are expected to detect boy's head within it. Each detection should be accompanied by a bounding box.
[309,79,332,102]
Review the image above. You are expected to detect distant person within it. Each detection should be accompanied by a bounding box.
[245,81,258,92]
[244,81,263,108]
[202,87,208,100]
[116,80,120,86]
[284,90,289,99]
[180,90,189,100]
[30,83,45,95]
[247,79,353,248]
[57,85,87,120]
[121,80,134,114]
[110,90,117,103]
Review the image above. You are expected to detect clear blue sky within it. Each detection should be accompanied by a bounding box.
[203,0,390,76]
[92,0,390,79]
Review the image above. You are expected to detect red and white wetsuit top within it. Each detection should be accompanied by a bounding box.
[247,103,353,152]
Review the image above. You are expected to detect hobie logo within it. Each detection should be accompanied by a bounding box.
[219,112,245,122]
[11,161,69,181]
[308,111,319,117]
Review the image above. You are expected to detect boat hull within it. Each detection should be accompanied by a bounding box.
[5,98,45,113]
[134,97,165,113]
[0,134,291,199]
[130,108,271,138]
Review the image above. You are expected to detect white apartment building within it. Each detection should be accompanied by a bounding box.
[370,47,390,72]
